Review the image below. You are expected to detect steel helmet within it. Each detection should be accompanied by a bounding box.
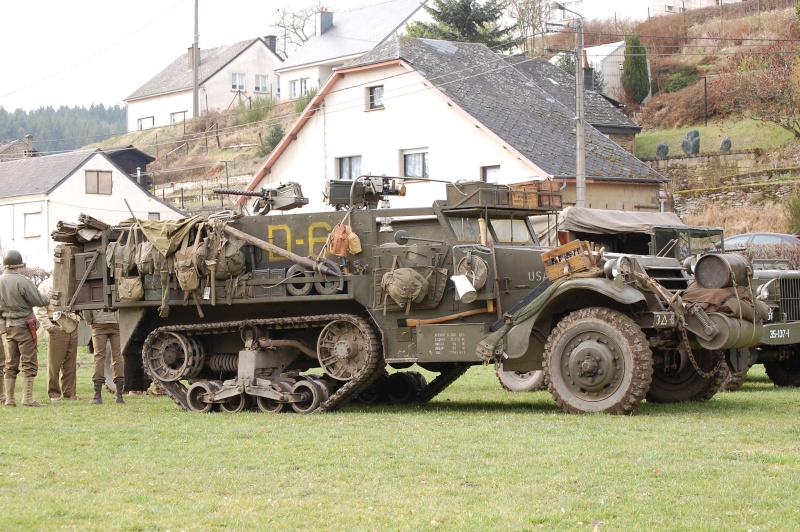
[3,250,23,268]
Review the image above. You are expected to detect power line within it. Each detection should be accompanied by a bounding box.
[0,0,189,100]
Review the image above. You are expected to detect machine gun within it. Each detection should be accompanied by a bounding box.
[214,181,307,215]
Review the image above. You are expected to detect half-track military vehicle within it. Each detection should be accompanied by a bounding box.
[51,178,765,414]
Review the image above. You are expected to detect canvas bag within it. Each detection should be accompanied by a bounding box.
[116,228,144,301]
[136,240,166,276]
[175,223,204,292]
[197,223,245,280]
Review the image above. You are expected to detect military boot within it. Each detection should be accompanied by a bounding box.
[114,379,125,404]
[90,382,103,404]
[0,377,5,403]
[4,379,16,407]
[21,376,43,407]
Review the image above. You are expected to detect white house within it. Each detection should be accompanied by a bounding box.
[549,40,654,103]
[238,38,664,214]
[275,0,427,102]
[0,149,184,269]
[125,37,283,132]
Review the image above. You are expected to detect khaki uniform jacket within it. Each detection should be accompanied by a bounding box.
[0,269,51,326]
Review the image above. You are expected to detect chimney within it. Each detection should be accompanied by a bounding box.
[582,50,594,91]
[25,134,33,150]
[264,35,277,52]
[316,8,333,36]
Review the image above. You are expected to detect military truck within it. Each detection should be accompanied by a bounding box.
[724,267,800,388]
[51,178,764,414]
[496,206,725,394]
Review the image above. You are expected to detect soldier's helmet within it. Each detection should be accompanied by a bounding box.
[3,250,24,268]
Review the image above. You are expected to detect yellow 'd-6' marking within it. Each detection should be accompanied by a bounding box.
[267,222,331,262]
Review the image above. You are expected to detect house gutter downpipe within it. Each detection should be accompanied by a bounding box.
[551,1,585,208]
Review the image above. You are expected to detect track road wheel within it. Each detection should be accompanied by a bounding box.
[256,382,292,413]
[647,348,724,403]
[496,363,545,392]
[544,307,653,414]
[764,356,800,387]
[186,381,219,413]
[220,392,250,413]
[386,372,420,404]
[291,380,323,414]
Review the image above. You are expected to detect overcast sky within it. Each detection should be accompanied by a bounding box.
[0,0,377,112]
[1,0,651,113]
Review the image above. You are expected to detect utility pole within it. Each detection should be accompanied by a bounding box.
[193,0,199,119]
[551,2,586,208]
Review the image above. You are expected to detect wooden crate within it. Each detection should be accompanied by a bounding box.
[509,184,539,208]
[541,240,594,281]
[537,180,562,208]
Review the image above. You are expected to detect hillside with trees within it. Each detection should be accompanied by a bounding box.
[0,104,125,153]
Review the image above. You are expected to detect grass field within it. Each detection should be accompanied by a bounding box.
[1,350,799,531]
[635,120,795,159]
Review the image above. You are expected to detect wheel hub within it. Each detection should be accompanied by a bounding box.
[332,338,357,360]
[567,338,618,393]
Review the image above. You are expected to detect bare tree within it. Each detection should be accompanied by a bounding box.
[505,0,550,56]
[269,2,325,58]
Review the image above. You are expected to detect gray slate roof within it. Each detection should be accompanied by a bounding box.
[349,38,661,181]
[0,150,95,199]
[506,56,640,134]
[277,0,426,72]
[126,38,275,101]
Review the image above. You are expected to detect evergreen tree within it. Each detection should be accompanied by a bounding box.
[406,0,520,52]
[0,104,125,152]
[621,35,650,104]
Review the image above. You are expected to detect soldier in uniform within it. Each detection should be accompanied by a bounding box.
[0,250,52,407]
[35,277,80,401]
[83,309,124,404]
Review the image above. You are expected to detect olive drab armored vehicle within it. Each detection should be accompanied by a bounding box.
[51,178,766,414]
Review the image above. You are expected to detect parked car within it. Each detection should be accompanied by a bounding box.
[722,232,800,249]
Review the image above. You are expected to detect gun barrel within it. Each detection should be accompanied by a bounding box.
[213,188,264,197]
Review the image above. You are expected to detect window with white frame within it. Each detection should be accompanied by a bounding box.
[24,210,41,238]
[300,78,309,96]
[481,165,500,183]
[403,149,429,179]
[338,156,362,180]
[255,75,268,93]
[86,170,112,195]
[368,86,384,109]
[171,111,187,124]
[137,117,154,130]
[290,80,299,99]
[231,73,245,91]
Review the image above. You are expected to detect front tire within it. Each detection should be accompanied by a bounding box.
[544,307,652,414]
[764,356,800,387]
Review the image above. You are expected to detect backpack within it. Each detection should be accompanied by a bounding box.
[197,223,246,280]
[175,223,204,292]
